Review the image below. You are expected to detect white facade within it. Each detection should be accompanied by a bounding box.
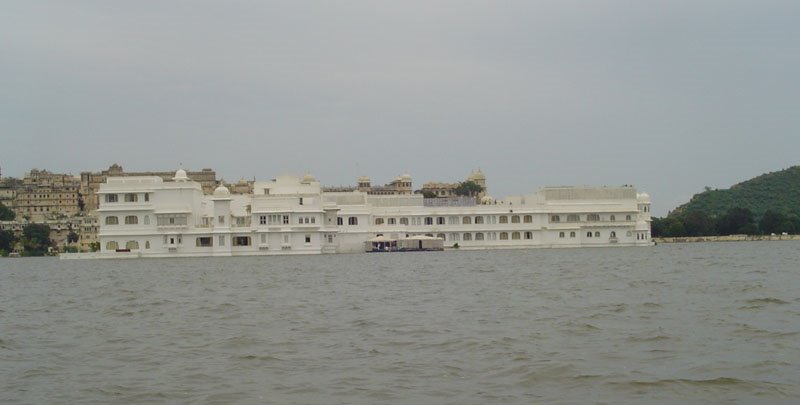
[88,170,653,258]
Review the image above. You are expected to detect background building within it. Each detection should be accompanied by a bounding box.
[12,169,82,222]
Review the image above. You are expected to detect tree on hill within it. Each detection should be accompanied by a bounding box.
[0,203,14,221]
[22,224,52,256]
[681,210,717,236]
[454,181,484,197]
[0,229,14,254]
[716,207,756,235]
[759,209,795,234]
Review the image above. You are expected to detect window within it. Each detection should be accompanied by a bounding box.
[106,241,118,250]
[587,214,600,222]
[475,216,484,224]
[375,218,384,225]
[559,232,565,238]
[105,216,118,225]
[500,232,508,240]
[337,217,344,226]
[219,235,225,246]
[463,233,472,241]
[298,217,304,225]
[462,216,471,225]
[570,231,576,238]
[437,217,445,225]
[349,217,358,225]
[326,235,334,244]
[512,232,521,240]
[610,231,617,238]
[260,234,266,244]
[196,237,213,247]
[551,215,560,222]
[626,215,632,221]
[124,193,137,202]
[567,214,580,222]
[145,241,150,249]
[260,215,267,225]
[305,235,311,244]
[233,236,251,246]
[511,216,520,224]
[144,215,150,225]
[218,215,225,225]
[610,215,615,222]
[499,216,508,224]
[283,235,289,244]
[451,233,460,241]
[283,215,289,224]
[523,215,532,223]
[425,217,433,225]
[144,193,149,202]
[524,232,533,240]
[475,233,484,240]
[437,233,446,240]
[105,194,118,203]
[595,231,600,237]
[124,215,138,225]
[587,232,593,238]
[400,217,408,225]
[388,218,396,225]
[299,197,303,205]
[311,217,315,224]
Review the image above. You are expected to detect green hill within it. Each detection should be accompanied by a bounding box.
[670,166,800,220]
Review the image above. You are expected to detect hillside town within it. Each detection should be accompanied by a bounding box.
[0,165,489,255]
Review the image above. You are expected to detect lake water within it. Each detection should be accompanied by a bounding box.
[1,242,799,404]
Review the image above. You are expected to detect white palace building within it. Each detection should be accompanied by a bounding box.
[77,169,653,258]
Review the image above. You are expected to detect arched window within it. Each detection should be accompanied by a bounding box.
[523,215,532,223]
[463,233,472,241]
[437,233,446,240]
[524,232,533,239]
[567,214,580,222]
[512,232,521,240]
[551,215,560,222]
[559,232,565,238]
[425,217,433,225]
[475,216,484,224]
[587,214,600,222]
[437,217,446,225]
[610,231,617,238]
[587,232,593,238]
[610,215,616,222]
[143,215,150,225]
[126,240,139,250]
[106,241,118,251]
[475,233,484,240]
[388,218,396,225]
[337,217,343,226]
[511,215,520,223]
[570,231,576,238]
[105,216,118,225]
[348,217,358,225]
[397,217,407,225]
[145,241,150,249]
[375,218,384,225]
[500,232,509,240]
[462,216,472,225]
[594,231,600,237]
[499,216,509,224]
[124,215,138,225]
[626,215,632,221]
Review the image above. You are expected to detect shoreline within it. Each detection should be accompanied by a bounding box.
[654,234,800,243]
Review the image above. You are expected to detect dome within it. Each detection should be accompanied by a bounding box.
[173,169,188,182]
[358,176,370,183]
[301,173,316,183]
[213,184,230,196]
[481,195,494,204]
[400,173,412,181]
[637,192,651,202]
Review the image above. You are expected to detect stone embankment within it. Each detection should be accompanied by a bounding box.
[654,234,800,243]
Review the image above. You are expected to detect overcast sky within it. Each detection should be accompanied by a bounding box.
[1,1,798,215]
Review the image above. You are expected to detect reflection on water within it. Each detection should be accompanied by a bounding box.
[1,242,799,403]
